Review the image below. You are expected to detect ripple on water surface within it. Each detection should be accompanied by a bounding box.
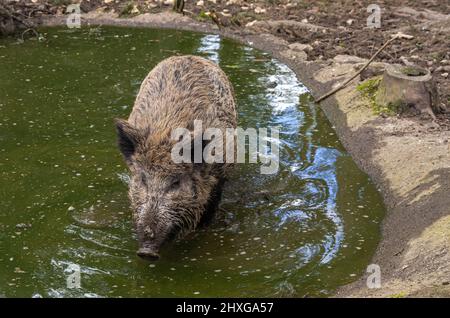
[0,26,385,297]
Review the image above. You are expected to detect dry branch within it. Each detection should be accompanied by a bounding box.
[315,35,400,103]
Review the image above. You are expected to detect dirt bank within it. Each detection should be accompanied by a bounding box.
[36,10,450,297]
[4,1,450,113]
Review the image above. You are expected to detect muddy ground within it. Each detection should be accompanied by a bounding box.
[3,0,447,119]
[1,0,450,297]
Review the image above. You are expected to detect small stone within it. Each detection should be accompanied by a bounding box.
[254,6,266,14]
[441,73,449,78]
[333,54,367,64]
[281,49,307,61]
[288,43,313,52]
[346,19,354,26]
[245,20,258,28]
[68,206,75,211]
[196,0,204,6]
[130,5,140,14]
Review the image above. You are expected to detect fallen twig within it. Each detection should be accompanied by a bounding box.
[21,27,38,42]
[315,35,400,103]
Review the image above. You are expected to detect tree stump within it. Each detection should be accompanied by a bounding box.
[375,64,440,118]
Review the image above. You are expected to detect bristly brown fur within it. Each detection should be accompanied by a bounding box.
[115,55,237,254]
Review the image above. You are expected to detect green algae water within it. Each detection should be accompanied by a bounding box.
[0,26,385,297]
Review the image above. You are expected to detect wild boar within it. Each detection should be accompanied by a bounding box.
[115,55,237,260]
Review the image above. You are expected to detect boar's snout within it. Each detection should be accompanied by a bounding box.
[136,229,163,261]
[136,220,178,261]
[137,246,160,261]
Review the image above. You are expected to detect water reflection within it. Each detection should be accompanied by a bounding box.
[197,34,221,64]
[294,148,343,264]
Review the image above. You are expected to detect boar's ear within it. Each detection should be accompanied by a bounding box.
[114,118,142,161]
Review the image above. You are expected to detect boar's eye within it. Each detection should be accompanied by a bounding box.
[168,177,181,190]
[140,173,147,186]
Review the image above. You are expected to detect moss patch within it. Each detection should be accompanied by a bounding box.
[357,77,380,98]
[356,77,402,116]
[196,10,211,22]
[400,66,426,77]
